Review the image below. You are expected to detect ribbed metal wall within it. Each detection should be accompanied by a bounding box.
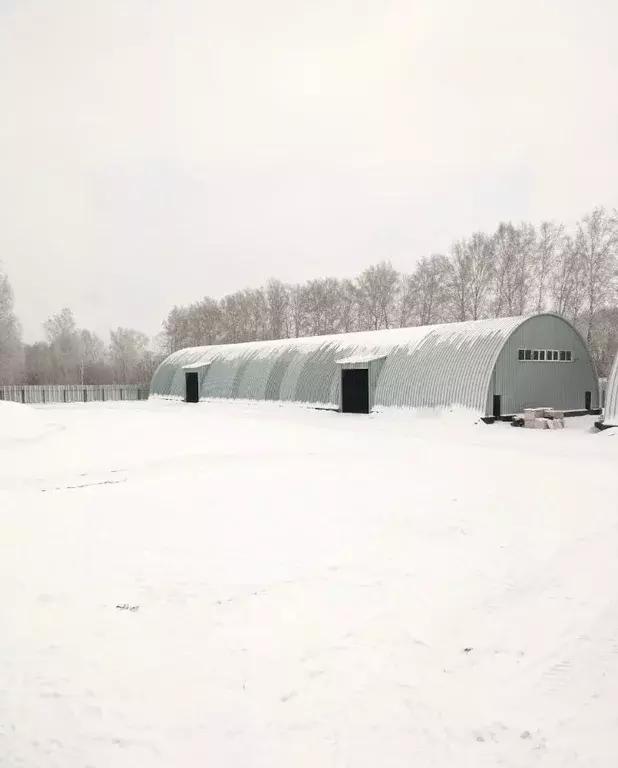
[150,314,598,416]
[603,354,618,426]
[494,315,599,414]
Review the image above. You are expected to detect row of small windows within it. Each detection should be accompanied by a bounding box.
[518,349,572,362]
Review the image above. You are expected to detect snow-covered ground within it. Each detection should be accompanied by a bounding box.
[1,400,618,767]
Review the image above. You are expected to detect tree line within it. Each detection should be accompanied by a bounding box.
[1,206,618,385]
[162,207,618,376]
[0,303,160,386]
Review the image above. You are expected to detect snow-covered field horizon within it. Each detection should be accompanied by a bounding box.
[1,400,618,766]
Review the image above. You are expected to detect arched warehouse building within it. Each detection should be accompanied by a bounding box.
[150,314,599,419]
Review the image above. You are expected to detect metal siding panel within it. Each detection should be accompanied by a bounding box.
[278,349,315,403]
[202,357,244,399]
[264,350,296,401]
[295,344,341,405]
[494,315,599,413]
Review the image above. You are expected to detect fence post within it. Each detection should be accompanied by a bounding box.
[42,389,46,404]
[83,389,87,403]
[21,389,25,404]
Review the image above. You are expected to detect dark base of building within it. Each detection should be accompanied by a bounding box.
[594,420,616,431]
[483,408,602,425]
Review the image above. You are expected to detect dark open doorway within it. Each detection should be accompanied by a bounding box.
[341,369,369,414]
[493,394,501,420]
[585,390,592,411]
[185,372,199,403]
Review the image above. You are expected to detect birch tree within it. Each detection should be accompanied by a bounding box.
[301,278,343,336]
[109,328,151,384]
[356,261,400,330]
[574,207,618,343]
[492,223,534,316]
[412,254,452,325]
[162,306,193,353]
[549,235,583,320]
[44,308,83,383]
[532,222,563,312]
[265,279,290,339]
[449,233,494,321]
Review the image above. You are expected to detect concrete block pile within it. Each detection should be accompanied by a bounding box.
[523,407,566,430]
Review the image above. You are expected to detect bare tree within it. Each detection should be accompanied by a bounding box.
[492,223,535,316]
[162,306,193,353]
[338,279,361,333]
[265,279,290,340]
[44,308,83,383]
[219,289,269,343]
[574,207,618,343]
[288,284,307,338]
[0,266,23,383]
[532,222,563,312]
[449,233,494,321]
[548,235,582,320]
[220,292,245,344]
[24,342,54,385]
[80,329,109,384]
[397,273,417,328]
[449,239,469,322]
[189,298,224,346]
[407,254,452,326]
[301,278,343,336]
[582,306,618,377]
[356,261,400,330]
[109,328,151,384]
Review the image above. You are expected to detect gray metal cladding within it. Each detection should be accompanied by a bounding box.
[372,320,520,411]
[149,314,598,416]
[265,350,296,401]
[603,354,618,426]
[494,315,599,414]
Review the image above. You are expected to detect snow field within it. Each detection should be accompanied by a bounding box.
[1,401,617,767]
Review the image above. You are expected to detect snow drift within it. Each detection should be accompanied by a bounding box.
[0,401,51,442]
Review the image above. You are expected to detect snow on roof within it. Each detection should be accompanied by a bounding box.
[335,354,387,365]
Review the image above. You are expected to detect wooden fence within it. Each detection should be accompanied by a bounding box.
[0,385,149,405]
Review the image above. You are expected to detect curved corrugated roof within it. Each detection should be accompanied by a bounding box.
[603,353,618,426]
[151,315,532,414]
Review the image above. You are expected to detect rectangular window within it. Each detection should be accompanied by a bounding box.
[566,351,572,361]
[539,350,545,361]
[518,349,525,361]
[533,350,539,361]
[553,351,559,361]
[560,350,566,361]
[525,349,532,361]
[547,350,553,360]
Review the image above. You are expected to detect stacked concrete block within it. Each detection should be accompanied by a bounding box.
[524,408,544,428]
[523,407,565,429]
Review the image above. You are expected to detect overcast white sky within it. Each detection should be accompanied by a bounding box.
[1,0,617,341]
